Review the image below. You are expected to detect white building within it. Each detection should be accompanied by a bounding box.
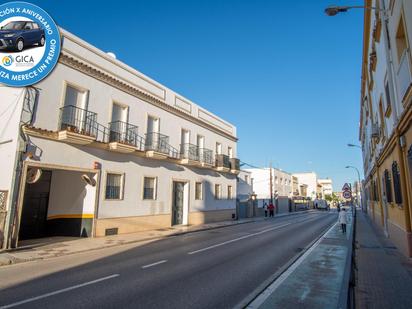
[245,168,292,205]
[0,28,240,249]
[237,170,253,202]
[292,172,318,200]
[318,178,333,198]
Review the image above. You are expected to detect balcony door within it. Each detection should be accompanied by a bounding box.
[147,116,160,149]
[63,85,89,132]
[216,142,222,155]
[197,135,204,161]
[228,146,233,158]
[110,103,129,143]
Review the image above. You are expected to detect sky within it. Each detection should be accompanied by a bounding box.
[25,0,364,191]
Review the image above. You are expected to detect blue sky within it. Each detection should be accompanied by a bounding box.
[28,0,364,191]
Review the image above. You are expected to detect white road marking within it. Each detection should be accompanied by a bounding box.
[188,223,291,255]
[0,274,120,309]
[246,222,338,308]
[141,260,168,269]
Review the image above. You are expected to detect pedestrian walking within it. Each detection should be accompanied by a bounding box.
[263,201,268,217]
[338,208,347,233]
[268,202,274,217]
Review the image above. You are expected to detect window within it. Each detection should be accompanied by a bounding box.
[227,185,233,199]
[24,22,33,29]
[384,81,392,117]
[105,173,123,200]
[143,177,156,200]
[396,15,407,62]
[64,84,87,108]
[245,175,249,184]
[32,23,39,29]
[216,142,222,155]
[195,182,203,200]
[228,146,233,158]
[384,169,393,203]
[392,161,403,205]
[215,184,221,199]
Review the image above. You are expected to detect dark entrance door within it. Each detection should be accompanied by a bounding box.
[19,170,52,240]
[172,182,185,225]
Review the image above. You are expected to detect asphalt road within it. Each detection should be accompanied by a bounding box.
[0,211,337,309]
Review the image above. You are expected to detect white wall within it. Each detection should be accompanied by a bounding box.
[293,172,318,200]
[0,87,25,208]
[47,170,96,217]
[28,137,236,219]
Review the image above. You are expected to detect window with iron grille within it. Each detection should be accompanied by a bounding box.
[392,161,403,205]
[227,185,233,199]
[215,184,221,200]
[105,173,123,200]
[143,177,156,200]
[195,182,203,200]
[384,169,393,203]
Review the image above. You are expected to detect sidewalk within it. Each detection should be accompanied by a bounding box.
[0,210,312,267]
[247,210,353,309]
[354,210,412,309]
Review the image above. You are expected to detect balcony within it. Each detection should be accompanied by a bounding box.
[145,132,178,160]
[108,121,145,153]
[58,105,97,145]
[199,148,214,168]
[180,143,200,166]
[230,158,240,174]
[215,154,230,172]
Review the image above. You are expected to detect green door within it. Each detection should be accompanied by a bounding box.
[172,182,185,225]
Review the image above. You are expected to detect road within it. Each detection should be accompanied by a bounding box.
[0,211,337,309]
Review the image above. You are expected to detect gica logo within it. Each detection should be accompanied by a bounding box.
[0,2,61,87]
[2,55,13,66]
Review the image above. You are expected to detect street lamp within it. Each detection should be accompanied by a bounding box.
[324,5,385,16]
[345,165,362,211]
[347,143,361,149]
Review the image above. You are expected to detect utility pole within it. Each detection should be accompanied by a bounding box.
[269,161,273,204]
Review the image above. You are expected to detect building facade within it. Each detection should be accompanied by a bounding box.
[359,0,412,256]
[0,28,240,249]
[245,168,292,206]
[236,170,253,201]
[292,172,318,200]
[318,178,333,198]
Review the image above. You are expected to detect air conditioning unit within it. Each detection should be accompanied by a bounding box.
[371,123,380,139]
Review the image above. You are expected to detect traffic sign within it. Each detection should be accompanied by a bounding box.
[342,183,351,192]
[343,191,352,199]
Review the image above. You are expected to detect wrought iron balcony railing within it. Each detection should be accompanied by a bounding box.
[59,105,97,137]
[215,154,231,169]
[230,158,240,171]
[180,143,200,161]
[199,148,214,166]
[108,120,145,151]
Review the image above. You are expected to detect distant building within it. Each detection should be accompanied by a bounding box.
[292,172,318,200]
[245,167,292,206]
[237,170,253,202]
[318,178,333,198]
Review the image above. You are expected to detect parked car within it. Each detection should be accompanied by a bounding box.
[0,21,45,52]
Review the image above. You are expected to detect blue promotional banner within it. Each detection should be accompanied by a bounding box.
[0,1,61,86]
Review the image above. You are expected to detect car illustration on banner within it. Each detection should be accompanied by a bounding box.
[0,21,45,52]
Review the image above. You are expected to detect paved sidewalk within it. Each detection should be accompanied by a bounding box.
[0,210,312,267]
[247,210,352,309]
[355,210,412,309]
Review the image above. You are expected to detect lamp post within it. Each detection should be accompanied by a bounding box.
[324,5,385,16]
[345,165,362,211]
[347,143,361,149]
